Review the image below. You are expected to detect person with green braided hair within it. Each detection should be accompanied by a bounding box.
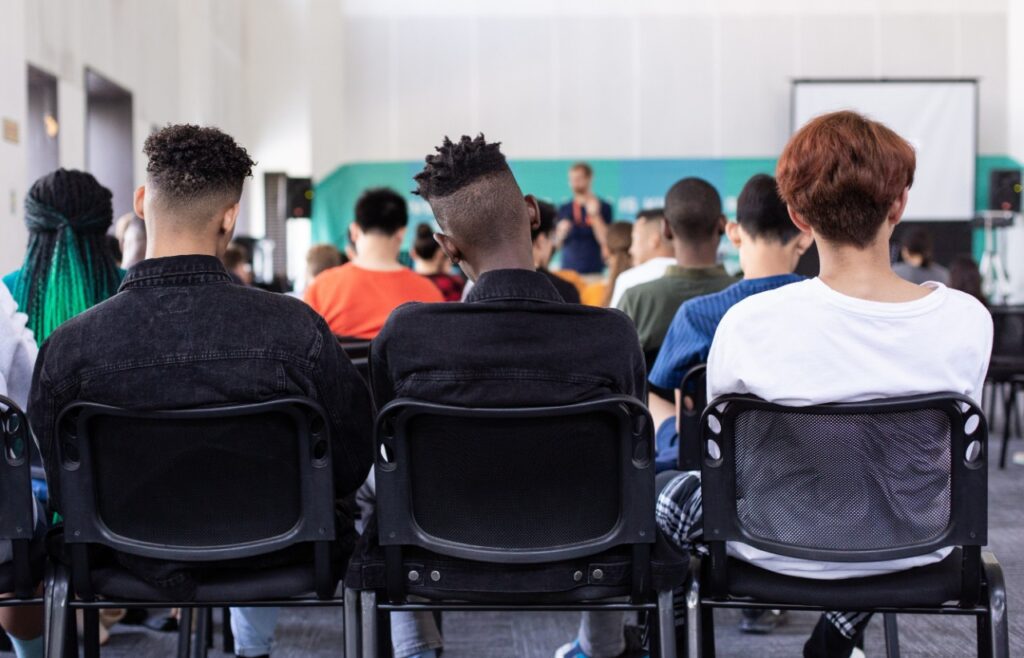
[2,169,124,344]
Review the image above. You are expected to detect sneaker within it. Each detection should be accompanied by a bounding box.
[738,609,788,634]
[851,648,866,658]
[554,639,646,658]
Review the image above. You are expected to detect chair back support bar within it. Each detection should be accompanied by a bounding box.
[0,395,37,598]
[374,396,656,565]
[701,393,987,568]
[677,364,708,471]
[55,398,336,566]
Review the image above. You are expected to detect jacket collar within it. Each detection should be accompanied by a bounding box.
[120,255,232,291]
[465,269,565,304]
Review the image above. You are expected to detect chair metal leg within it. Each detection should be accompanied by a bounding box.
[1000,383,1014,468]
[44,562,69,658]
[360,591,378,658]
[700,605,716,658]
[64,605,79,658]
[686,571,702,658]
[83,608,101,658]
[344,588,360,658]
[177,608,193,658]
[221,607,234,654]
[656,588,677,658]
[191,607,209,658]
[982,552,1009,658]
[205,608,213,649]
[883,613,900,658]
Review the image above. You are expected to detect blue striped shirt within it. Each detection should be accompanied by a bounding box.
[648,274,804,390]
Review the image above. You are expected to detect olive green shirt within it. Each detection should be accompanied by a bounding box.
[616,264,737,353]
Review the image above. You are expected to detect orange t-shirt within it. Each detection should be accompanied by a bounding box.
[304,263,444,339]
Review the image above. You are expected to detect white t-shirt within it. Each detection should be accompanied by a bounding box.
[611,257,675,309]
[707,278,992,579]
[0,285,37,412]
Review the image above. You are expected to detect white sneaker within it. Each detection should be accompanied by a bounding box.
[850,647,866,658]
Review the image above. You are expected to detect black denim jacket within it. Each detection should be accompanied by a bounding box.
[29,255,375,517]
[370,268,647,408]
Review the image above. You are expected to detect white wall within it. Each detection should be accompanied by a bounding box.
[0,0,29,273]
[1002,0,1024,302]
[335,0,1009,162]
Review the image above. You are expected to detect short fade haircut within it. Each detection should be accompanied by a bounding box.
[144,124,254,223]
[532,201,557,241]
[570,162,593,177]
[736,174,799,243]
[663,177,723,243]
[354,188,408,235]
[414,134,524,249]
[776,110,915,249]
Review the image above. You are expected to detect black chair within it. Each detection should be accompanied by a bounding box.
[338,338,372,382]
[676,363,707,472]
[0,395,44,602]
[689,393,1009,657]
[346,396,685,657]
[986,305,1024,468]
[44,398,355,658]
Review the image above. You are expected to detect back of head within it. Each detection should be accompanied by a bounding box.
[902,226,934,265]
[413,134,526,254]
[143,124,254,230]
[664,177,723,244]
[736,174,798,243]
[606,221,633,255]
[355,188,408,236]
[306,243,344,279]
[15,168,121,342]
[532,201,557,242]
[413,223,441,260]
[949,255,984,305]
[776,110,915,249]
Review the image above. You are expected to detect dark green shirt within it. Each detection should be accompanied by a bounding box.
[616,264,737,353]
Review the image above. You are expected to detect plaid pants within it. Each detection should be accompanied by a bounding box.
[656,471,872,643]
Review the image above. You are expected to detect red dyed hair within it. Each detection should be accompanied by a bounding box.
[776,111,915,248]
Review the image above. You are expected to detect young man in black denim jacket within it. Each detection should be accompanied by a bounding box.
[29,125,374,658]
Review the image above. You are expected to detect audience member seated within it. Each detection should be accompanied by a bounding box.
[28,125,374,658]
[411,222,465,301]
[555,162,613,275]
[580,221,632,307]
[223,242,254,285]
[0,282,43,658]
[648,174,811,435]
[304,188,443,338]
[609,208,675,307]
[949,254,986,305]
[893,226,949,285]
[305,243,345,286]
[3,169,124,344]
[653,111,992,658]
[357,134,646,658]
[532,201,582,303]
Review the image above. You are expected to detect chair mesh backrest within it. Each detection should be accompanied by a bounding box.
[88,411,302,547]
[405,410,621,550]
[733,407,952,551]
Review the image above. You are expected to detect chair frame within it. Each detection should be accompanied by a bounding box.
[676,363,707,472]
[689,392,1008,658]
[0,395,45,603]
[44,397,354,658]
[354,396,677,657]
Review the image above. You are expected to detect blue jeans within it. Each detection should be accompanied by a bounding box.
[230,607,280,657]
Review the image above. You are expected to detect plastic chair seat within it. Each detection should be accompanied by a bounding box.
[87,563,338,603]
[721,548,964,610]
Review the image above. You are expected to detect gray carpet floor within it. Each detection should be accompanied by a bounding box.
[26,436,1024,657]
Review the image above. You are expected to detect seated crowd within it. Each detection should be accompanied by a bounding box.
[0,111,993,658]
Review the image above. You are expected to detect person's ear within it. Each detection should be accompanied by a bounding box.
[435,233,463,267]
[793,231,814,257]
[662,218,674,241]
[524,194,541,233]
[393,226,406,244]
[717,214,727,235]
[724,221,742,249]
[888,187,910,226]
[221,202,240,238]
[787,207,813,236]
[133,185,146,219]
[349,223,360,244]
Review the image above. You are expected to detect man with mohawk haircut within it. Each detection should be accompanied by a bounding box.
[356,135,647,658]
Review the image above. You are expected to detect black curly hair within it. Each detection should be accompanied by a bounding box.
[143,124,254,220]
[413,134,510,200]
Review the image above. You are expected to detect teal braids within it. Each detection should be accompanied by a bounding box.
[13,169,121,342]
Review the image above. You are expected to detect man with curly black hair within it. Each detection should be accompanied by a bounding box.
[29,125,374,658]
[352,135,646,658]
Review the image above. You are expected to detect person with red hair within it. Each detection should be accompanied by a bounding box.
[644,111,992,658]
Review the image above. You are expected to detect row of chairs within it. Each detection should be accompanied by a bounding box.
[0,384,1010,656]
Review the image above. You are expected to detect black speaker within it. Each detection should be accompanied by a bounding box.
[989,169,1021,212]
[286,177,313,218]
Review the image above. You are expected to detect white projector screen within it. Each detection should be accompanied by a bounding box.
[792,80,977,221]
